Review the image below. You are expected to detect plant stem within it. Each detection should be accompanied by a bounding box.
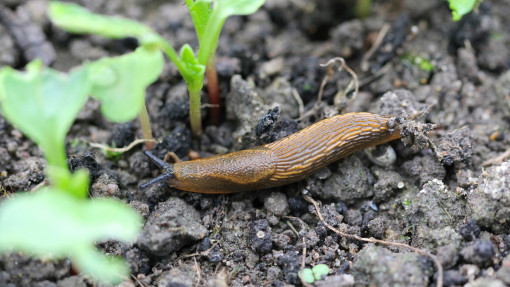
[197,10,224,65]
[206,54,220,125]
[197,7,224,127]
[138,99,154,150]
[159,40,187,75]
[159,38,204,136]
[355,0,372,19]
[188,86,202,137]
[44,138,71,190]
[45,139,68,173]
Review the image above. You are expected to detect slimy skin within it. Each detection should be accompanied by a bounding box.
[141,113,401,193]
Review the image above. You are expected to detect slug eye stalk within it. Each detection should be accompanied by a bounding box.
[140,151,175,189]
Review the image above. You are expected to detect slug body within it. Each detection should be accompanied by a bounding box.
[141,113,401,194]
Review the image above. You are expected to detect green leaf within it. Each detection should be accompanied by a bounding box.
[447,0,477,21]
[89,47,164,122]
[49,1,154,44]
[215,0,266,18]
[312,264,330,280]
[418,58,434,72]
[0,60,90,169]
[401,53,434,72]
[179,44,206,86]
[180,44,198,65]
[196,0,266,64]
[299,268,315,284]
[186,0,212,42]
[47,167,89,198]
[73,246,131,283]
[0,189,142,284]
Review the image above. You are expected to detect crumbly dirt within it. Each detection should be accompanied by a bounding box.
[1,0,510,286]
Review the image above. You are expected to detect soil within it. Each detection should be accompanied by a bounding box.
[1,0,510,286]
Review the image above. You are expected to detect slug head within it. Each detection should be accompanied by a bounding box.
[139,151,175,190]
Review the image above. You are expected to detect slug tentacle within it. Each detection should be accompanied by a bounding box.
[139,151,175,190]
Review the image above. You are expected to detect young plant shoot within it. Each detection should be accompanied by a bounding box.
[0,56,150,282]
[49,1,164,147]
[185,0,266,125]
[0,60,89,189]
[49,0,266,136]
[0,183,141,284]
[447,0,481,21]
[298,264,330,284]
[89,46,164,148]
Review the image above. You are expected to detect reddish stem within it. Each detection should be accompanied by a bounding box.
[206,56,220,125]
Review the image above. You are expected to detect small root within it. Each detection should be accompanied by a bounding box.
[361,23,390,71]
[291,88,305,118]
[298,57,359,121]
[319,57,359,107]
[285,216,312,287]
[482,147,510,167]
[89,138,157,154]
[30,180,48,192]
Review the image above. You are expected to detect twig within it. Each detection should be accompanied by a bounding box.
[291,88,305,117]
[298,57,360,121]
[318,57,359,107]
[193,256,202,287]
[361,23,390,72]
[285,219,307,268]
[177,242,219,261]
[285,217,313,287]
[299,235,313,287]
[131,274,148,287]
[301,236,307,269]
[316,65,331,108]
[482,147,510,166]
[30,180,48,192]
[285,220,300,237]
[89,138,157,153]
[302,193,443,287]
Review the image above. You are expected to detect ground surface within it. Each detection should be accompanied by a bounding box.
[1,0,510,286]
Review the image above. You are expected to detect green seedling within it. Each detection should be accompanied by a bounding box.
[49,2,164,147]
[89,46,163,123]
[49,0,266,136]
[299,264,330,283]
[446,0,482,21]
[89,45,163,148]
[0,58,144,282]
[300,268,315,284]
[355,0,372,19]
[0,60,89,185]
[0,182,141,283]
[186,0,266,126]
[402,54,434,72]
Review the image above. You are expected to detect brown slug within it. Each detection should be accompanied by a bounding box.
[140,112,401,194]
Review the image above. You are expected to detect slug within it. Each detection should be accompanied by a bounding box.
[140,112,401,194]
